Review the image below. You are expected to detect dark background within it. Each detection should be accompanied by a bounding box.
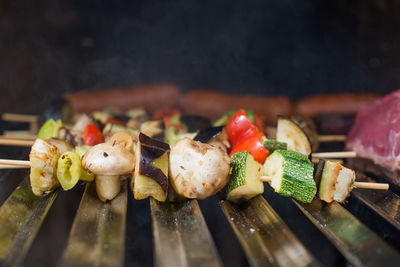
[1,0,399,115]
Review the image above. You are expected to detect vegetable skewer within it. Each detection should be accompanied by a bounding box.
[264,115,390,204]
[0,107,388,206]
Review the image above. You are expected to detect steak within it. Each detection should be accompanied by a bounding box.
[346,89,400,171]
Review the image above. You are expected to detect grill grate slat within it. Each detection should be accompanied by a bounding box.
[61,182,127,267]
[0,176,58,266]
[349,171,400,231]
[3,112,400,266]
[352,188,400,231]
[294,198,400,266]
[220,195,321,267]
[151,199,222,267]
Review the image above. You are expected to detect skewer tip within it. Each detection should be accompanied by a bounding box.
[354,181,389,190]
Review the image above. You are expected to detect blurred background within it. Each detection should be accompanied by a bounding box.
[1,0,399,115]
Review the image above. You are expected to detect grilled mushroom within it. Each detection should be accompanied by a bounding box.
[82,143,135,202]
[29,138,61,196]
[47,138,73,154]
[169,138,231,199]
[108,131,135,152]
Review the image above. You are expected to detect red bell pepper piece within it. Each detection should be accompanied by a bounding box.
[226,109,269,164]
[105,117,124,125]
[229,136,269,164]
[153,107,181,120]
[226,109,259,148]
[83,124,104,146]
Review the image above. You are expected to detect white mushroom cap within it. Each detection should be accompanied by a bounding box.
[169,138,231,199]
[82,143,135,175]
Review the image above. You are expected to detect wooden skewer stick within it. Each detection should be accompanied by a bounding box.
[2,130,37,139]
[266,127,346,143]
[2,113,40,135]
[0,138,34,146]
[312,151,357,159]
[0,164,30,169]
[0,159,30,167]
[317,135,346,142]
[0,134,36,140]
[259,176,272,182]
[260,176,388,191]
[354,182,389,190]
[311,158,343,164]
[2,113,39,123]
[3,130,33,135]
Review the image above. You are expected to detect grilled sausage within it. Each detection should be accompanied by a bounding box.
[179,90,292,125]
[294,93,380,117]
[65,83,181,113]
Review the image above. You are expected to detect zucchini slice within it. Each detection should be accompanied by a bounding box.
[226,151,264,203]
[316,159,355,203]
[263,150,316,203]
[276,116,312,157]
[263,139,287,153]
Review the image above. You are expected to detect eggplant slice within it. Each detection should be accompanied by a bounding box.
[276,116,312,157]
[291,115,320,152]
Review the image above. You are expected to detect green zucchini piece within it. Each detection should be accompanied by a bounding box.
[165,126,179,146]
[74,146,95,182]
[263,150,316,203]
[318,160,355,203]
[226,151,264,203]
[92,111,110,123]
[276,116,312,157]
[263,139,287,153]
[103,123,138,136]
[37,118,63,140]
[57,151,82,190]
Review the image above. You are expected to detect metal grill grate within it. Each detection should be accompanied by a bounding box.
[1,122,400,267]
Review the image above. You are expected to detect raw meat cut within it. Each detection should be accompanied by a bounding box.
[346,89,400,171]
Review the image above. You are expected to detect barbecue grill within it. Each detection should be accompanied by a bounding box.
[2,1,400,266]
[1,102,400,267]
